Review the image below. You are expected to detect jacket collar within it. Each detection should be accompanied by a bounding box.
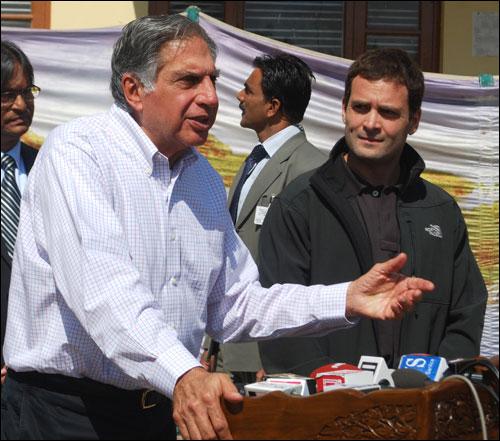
[320,137,426,195]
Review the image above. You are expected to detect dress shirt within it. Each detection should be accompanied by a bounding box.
[236,124,301,216]
[1,141,28,194]
[4,105,352,399]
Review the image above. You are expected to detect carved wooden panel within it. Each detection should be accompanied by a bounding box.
[317,404,418,439]
[223,380,499,440]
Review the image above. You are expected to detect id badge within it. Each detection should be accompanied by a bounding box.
[254,205,269,225]
[254,194,275,225]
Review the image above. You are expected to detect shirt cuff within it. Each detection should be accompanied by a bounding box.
[148,343,203,398]
[316,281,359,326]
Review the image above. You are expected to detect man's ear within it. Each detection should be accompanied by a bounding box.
[341,98,347,124]
[408,109,421,135]
[122,73,144,114]
[266,97,282,118]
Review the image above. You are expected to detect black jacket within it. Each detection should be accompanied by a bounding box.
[258,138,487,374]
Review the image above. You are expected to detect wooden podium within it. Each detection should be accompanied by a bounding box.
[223,378,499,440]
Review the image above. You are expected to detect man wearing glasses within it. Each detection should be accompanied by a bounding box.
[1,40,40,385]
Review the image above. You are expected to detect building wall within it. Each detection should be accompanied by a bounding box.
[441,1,498,75]
[49,1,499,76]
[50,1,148,30]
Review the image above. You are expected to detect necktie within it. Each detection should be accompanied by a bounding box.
[229,144,267,224]
[1,155,22,259]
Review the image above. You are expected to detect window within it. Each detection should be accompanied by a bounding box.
[149,1,441,72]
[244,1,344,57]
[347,1,440,71]
[1,1,51,28]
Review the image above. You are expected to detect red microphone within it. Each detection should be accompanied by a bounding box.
[310,363,373,392]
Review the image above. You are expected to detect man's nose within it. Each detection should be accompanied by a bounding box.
[11,93,29,110]
[198,77,218,107]
[363,110,381,131]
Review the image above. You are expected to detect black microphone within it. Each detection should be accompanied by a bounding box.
[391,368,433,388]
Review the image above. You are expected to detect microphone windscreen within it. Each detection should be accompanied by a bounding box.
[392,369,431,388]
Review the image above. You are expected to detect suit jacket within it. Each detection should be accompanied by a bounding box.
[221,131,328,372]
[1,142,38,365]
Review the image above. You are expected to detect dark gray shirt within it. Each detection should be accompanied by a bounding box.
[340,156,402,367]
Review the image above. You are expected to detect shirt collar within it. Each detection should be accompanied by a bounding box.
[340,155,365,196]
[340,153,402,197]
[1,140,22,168]
[261,125,301,158]
[110,104,198,176]
[330,136,425,195]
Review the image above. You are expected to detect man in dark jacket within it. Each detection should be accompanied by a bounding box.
[1,41,39,384]
[258,48,487,374]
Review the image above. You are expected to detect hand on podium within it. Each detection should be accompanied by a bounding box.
[346,253,435,320]
[173,367,242,440]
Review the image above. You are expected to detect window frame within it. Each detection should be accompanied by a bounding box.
[1,1,51,29]
[149,1,441,72]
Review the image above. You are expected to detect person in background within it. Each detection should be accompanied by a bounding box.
[258,48,487,376]
[1,40,40,386]
[206,53,327,389]
[1,18,434,440]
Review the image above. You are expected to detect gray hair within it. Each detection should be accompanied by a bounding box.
[110,14,217,112]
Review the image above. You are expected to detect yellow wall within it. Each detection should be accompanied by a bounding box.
[50,1,148,30]
[441,1,499,75]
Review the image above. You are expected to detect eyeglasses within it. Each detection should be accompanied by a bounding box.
[1,85,41,106]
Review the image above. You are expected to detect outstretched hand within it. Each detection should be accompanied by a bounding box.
[173,367,243,440]
[346,253,434,320]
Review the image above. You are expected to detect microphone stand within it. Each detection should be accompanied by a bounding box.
[207,340,220,373]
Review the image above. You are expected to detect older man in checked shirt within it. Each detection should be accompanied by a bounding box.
[1,15,434,441]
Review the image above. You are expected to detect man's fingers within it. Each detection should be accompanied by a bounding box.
[193,410,218,440]
[175,399,221,440]
[173,369,239,440]
[220,373,243,403]
[378,252,408,275]
[397,289,423,310]
[185,417,203,441]
[175,418,190,441]
[207,404,233,440]
[407,277,435,292]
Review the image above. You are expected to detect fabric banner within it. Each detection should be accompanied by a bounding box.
[2,12,498,356]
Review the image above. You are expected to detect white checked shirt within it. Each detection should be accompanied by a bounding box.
[4,105,353,398]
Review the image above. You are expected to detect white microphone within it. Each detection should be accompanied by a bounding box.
[357,356,395,387]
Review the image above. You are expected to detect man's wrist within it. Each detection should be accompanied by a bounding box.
[345,281,357,319]
[175,366,206,387]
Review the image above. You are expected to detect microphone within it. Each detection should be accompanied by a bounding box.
[391,368,433,388]
[309,363,373,393]
[398,354,448,381]
[357,356,395,387]
[321,366,433,392]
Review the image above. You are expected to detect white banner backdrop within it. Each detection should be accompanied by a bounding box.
[2,12,498,356]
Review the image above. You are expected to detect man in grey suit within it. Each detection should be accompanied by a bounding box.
[207,53,327,389]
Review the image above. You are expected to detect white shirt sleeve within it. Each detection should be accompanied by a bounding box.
[206,222,356,343]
